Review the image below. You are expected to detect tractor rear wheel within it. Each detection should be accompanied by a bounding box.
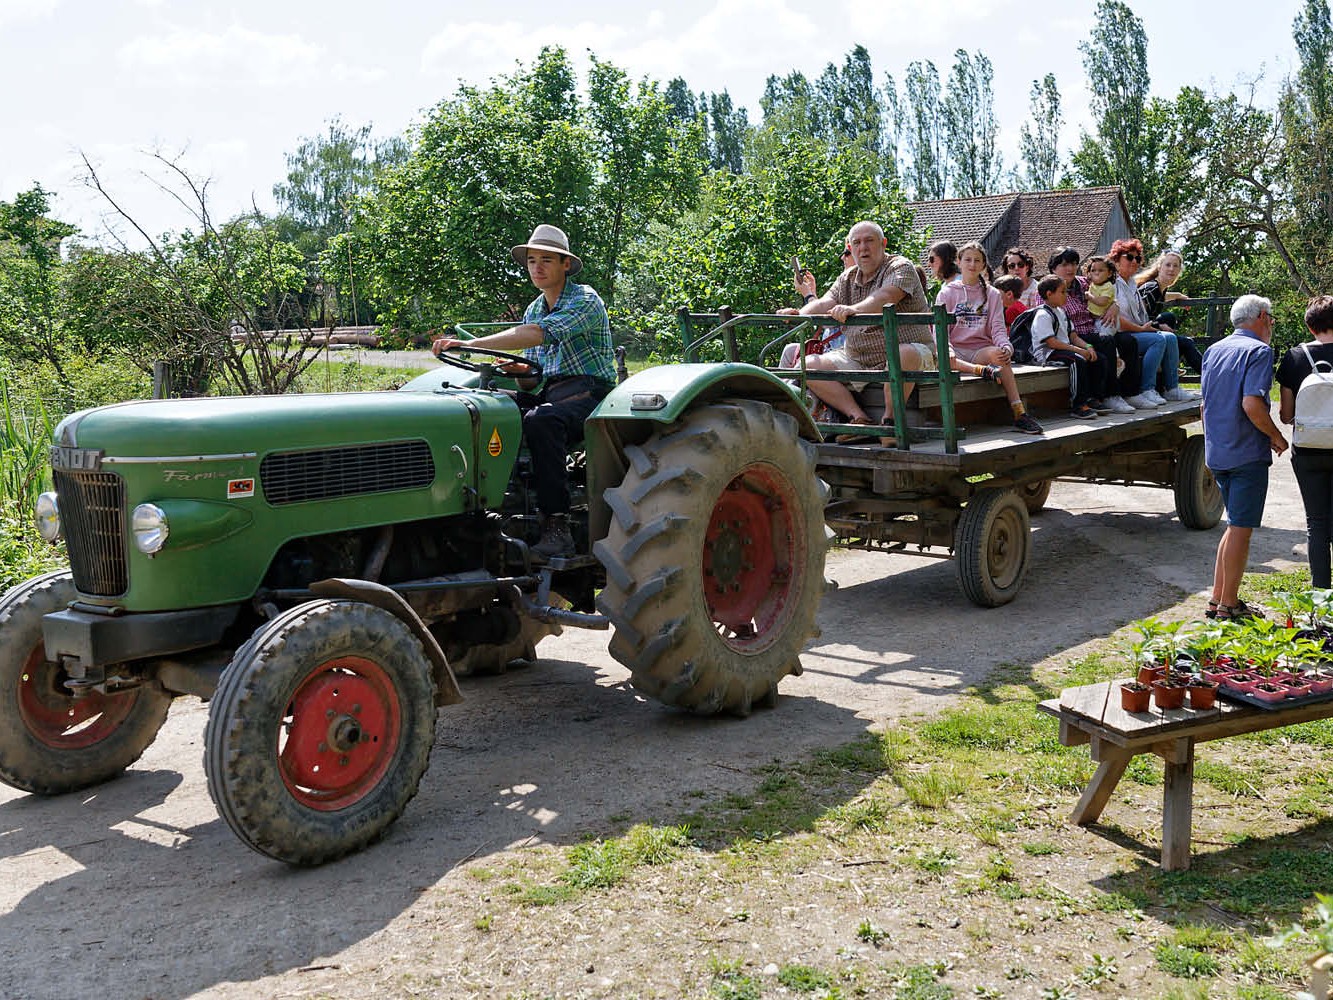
[595,399,829,715]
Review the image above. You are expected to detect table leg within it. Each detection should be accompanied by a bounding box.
[1161,741,1196,871]
[1071,751,1131,825]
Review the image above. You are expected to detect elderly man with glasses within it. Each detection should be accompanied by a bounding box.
[1199,294,1289,620]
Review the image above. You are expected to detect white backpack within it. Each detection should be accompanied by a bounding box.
[1293,343,1333,448]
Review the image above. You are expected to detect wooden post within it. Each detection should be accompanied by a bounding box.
[152,361,173,400]
[718,306,736,362]
[1161,738,1196,871]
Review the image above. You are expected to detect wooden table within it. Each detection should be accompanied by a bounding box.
[1038,682,1333,870]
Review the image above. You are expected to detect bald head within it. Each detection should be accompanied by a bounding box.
[847,221,887,275]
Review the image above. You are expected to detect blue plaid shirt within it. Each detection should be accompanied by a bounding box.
[522,281,616,389]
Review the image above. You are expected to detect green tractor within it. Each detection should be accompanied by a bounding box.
[0,348,830,864]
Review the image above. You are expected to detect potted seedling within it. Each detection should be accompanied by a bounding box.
[1120,681,1152,713]
[1272,590,1316,631]
[1186,677,1219,710]
[1151,673,1189,710]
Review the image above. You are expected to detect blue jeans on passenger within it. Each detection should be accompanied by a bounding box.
[1132,330,1179,393]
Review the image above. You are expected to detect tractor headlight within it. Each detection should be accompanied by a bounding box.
[131,503,169,555]
[34,492,60,542]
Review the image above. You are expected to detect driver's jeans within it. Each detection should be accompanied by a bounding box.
[515,376,610,516]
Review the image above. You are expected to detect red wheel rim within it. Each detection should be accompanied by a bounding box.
[279,656,400,811]
[16,645,138,749]
[702,463,803,652]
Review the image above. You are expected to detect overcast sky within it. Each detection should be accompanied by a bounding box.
[0,0,1305,243]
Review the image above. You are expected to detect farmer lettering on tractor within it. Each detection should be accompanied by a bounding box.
[432,224,616,560]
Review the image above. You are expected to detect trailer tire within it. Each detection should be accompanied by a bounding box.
[205,600,436,865]
[955,488,1031,608]
[595,399,829,716]
[0,571,172,794]
[1019,479,1053,515]
[1174,435,1223,530]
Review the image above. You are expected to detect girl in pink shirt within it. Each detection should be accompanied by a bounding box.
[935,242,1044,435]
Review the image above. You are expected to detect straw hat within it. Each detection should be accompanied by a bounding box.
[511,224,582,276]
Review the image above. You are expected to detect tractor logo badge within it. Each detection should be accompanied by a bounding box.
[488,428,503,457]
[227,478,255,499]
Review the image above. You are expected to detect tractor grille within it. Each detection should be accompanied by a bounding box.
[260,440,436,505]
[53,469,128,597]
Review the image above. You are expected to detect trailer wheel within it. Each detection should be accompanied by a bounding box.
[595,399,830,716]
[1019,479,1053,515]
[955,488,1031,608]
[1174,435,1223,530]
[0,571,171,794]
[205,600,436,865]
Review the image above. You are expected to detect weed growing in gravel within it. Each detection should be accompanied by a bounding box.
[1154,941,1222,978]
[888,962,952,999]
[776,963,833,991]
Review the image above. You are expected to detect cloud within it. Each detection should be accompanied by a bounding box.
[0,0,58,28]
[117,24,325,87]
[420,18,632,82]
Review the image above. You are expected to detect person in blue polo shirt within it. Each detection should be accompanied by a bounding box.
[433,224,616,560]
[1199,294,1289,620]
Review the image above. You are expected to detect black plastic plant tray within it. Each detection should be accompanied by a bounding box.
[1217,685,1333,711]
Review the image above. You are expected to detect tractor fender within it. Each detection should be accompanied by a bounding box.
[583,363,821,545]
[308,577,464,706]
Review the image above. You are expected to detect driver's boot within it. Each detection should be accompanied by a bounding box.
[532,513,575,561]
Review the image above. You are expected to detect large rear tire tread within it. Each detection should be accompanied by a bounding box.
[1174,435,1223,530]
[955,488,1031,608]
[204,600,437,865]
[0,571,171,794]
[595,399,830,715]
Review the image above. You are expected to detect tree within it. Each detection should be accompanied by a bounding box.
[344,47,701,330]
[707,91,748,173]
[1019,74,1062,190]
[636,127,917,357]
[903,61,946,200]
[1074,0,1152,223]
[79,154,314,395]
[586,57,704,296]
[941,50,1001,197]
[0,187,78,383]
[272,118,406,257]
[1280,0,1333,284]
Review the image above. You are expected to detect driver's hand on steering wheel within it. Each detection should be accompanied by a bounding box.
[432,336,463,357]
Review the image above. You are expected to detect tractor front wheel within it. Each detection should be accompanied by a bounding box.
[0,571,171,794]
[204,600,437,865]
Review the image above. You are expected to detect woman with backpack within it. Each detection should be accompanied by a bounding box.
[1278,294,1333,587]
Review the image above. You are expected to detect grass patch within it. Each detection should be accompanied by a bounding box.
[1154,942,1222,978]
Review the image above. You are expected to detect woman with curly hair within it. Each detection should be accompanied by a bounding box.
[1000,246,1039,307]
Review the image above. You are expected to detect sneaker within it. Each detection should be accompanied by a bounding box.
[1124,393,1160,409]
[532,514,576,561]
[1142,389,1167,406]
[1088,399,1114,414]
[1070,404,1097,419]
[1104,395,1136,414]
[1162,386,1199,402]
[1014,412,1044,435]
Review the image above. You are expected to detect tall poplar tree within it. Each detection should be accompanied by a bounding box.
[1019,74,1063,191]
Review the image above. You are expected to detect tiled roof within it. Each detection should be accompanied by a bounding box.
[909,186,1131,275]
[908,192,1018,251]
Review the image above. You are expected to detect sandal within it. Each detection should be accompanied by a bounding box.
[978,364,1002,382]
[1216,599,1265,621]
[835,416,875,444]
[1205,600,1219,620]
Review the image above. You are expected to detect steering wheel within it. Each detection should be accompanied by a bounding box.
[435,345,543,381]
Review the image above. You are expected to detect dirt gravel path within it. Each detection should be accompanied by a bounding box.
[0,430,1309,1000]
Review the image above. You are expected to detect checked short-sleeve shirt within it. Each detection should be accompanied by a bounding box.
[522,281,617,389]
[826,255,931,369]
